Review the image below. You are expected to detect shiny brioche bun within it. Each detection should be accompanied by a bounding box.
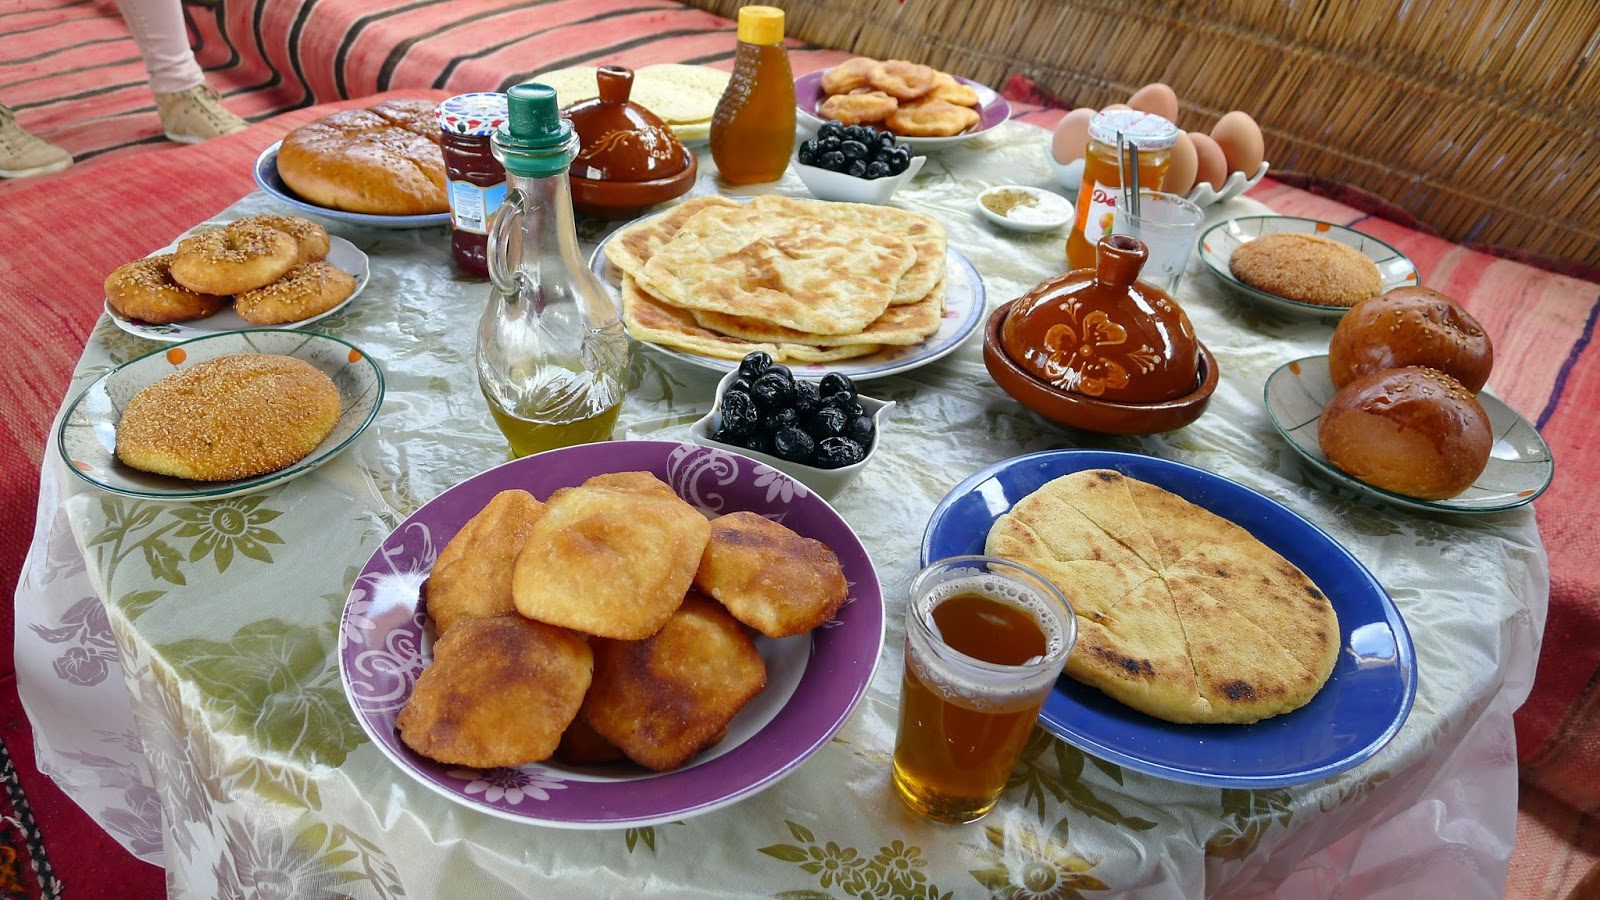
[1328,286,1493,393]
[1318,367,1491,500]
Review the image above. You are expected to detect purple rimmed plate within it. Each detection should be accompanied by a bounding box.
[795,69,1012,152]
[339,440,885,829]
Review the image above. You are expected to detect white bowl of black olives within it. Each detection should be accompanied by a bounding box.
[690,352,893,498]
[793,122,925,205]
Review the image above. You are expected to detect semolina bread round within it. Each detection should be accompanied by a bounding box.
[276,99,447,215]
[115,354,341,481]
[1229,232,1383,308]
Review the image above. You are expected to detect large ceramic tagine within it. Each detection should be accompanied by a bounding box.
[565,65,698,219]
[983,234,1218,434]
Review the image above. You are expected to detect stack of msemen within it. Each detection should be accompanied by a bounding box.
[605,195,948,363]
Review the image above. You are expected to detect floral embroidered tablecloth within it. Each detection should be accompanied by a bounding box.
[16,123,1547,898]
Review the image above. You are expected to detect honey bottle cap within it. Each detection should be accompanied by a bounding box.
[737,6,785,45]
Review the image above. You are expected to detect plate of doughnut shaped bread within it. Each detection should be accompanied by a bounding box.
[103,214,369,343]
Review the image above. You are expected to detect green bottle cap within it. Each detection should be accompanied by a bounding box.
[492,83,578,177]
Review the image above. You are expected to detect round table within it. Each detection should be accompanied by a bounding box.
[16,123,1546,898]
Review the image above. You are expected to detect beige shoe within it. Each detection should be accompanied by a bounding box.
[0,104,72,179]
[155,84,247,144]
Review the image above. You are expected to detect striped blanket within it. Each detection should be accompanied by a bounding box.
[1,0,1597,897]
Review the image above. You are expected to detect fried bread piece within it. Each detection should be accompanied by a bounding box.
[396,616,591,768]
[583,594,766,771]
[554,716,625,765]
[694,512,848,637]
[512,471,711,639]
[423,490,545,635]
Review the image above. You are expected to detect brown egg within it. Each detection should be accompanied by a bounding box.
[1163,132,1198,194]
[1128,83,1179,122]
[1211,111,1265,176]
[1052,107,1096,163]
[1188,132,1228,189]
[1103,103,1132,112]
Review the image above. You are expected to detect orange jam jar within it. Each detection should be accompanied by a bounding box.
[1065,110,1177,270]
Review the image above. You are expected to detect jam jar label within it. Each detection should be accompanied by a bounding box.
[1080,181,1120,247]
[448,180,507,234]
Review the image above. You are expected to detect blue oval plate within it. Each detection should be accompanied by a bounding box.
[921,449,1417,789]
[253,141,451,230]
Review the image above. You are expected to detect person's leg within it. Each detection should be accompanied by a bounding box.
[0,104,73,179]
[115,0,246,143]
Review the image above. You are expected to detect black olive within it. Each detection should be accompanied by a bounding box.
[843,124,868,143]
[822,150,847,170]
[765,406,799,432]
[738,351,771,380]
[727,376,753,396]
[818,121,844,141]
[847,159,868,178]
[814,436,867,468]
[765,364,793,384]
[821,135,842,152]
[807,406,847,439]
[792,379,821,416]
[744,430,774,455]
[712,426,740,445]
[772,427,816,463]
[819,372,856,399]
[840,140,868,161]
[839,399,866,419]
[846,414,875,446]
[866,160,890,179]
[720,390,758,435]
[751,372,795,411]
[797,144,817,166]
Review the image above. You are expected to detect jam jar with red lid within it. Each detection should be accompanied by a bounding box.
[438,92,510,277]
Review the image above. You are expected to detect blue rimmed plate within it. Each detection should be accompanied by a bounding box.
[588,205,985,382]
[253,142,451,230]
[1199,216,1420,321]
[58,330,384,501]
[921,449,1416,789]
[1265,355,1553,513]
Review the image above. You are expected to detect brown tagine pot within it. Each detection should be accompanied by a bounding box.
[983,234,1219,434]
[565,65,698,219]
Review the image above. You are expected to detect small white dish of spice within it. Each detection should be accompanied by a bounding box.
[976,185,1074,233]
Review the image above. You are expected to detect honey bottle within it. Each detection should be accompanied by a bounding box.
[709,6,796,185]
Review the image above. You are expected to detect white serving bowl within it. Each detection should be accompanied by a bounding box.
[690,370,894,498]
[976,184,1075,233]
[1185,162,1270,207]
[793,155,925,205]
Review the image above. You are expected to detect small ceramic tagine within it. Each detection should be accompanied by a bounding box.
[984,234,1218,434]
[565,65,698,219]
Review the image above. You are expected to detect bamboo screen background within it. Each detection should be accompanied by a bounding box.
[689,0,1600,269]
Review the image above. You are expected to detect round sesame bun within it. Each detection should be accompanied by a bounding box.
[104,254,226,324]
[234,261,356,325]
[170,222,299,295]
[1318,366,1491,500]
[1229,232,1383,308]
[1328,286,1493,393]
[115,354,341,482]
[238,214,330,264]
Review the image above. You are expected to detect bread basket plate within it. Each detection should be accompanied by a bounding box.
[1199,216,1420,321]
[57,330,383,501]
[794,69,1012,152]
[104,232,370,343]
[339,440,884,829]
[588,201,985,381]
[922,449,1417,789]
[1265,355,1553,513]
[253,141,451,229]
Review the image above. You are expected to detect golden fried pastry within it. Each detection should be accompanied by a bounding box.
[694,512,848,637]
[512,471,711,639]
[423,490,546,636]
[170,221,299,295]
[818,90,897,125]
[115,354,340,481]
[885,98,981,137]
[397,616,592,768]
[1228,232,1383,308]
[233,260,357,325]
[104,254,226,324]
[821,57,878,95]
[555,716,625,765]
[869,60,939,101]
[241,214,330,263]
[928,72,979,107]
[582,594,767,771]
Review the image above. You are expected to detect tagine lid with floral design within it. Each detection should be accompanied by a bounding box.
[564,65,691,183]
[1000,235,1200,403]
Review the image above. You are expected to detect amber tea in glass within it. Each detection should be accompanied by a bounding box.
[892,556,1075,824]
